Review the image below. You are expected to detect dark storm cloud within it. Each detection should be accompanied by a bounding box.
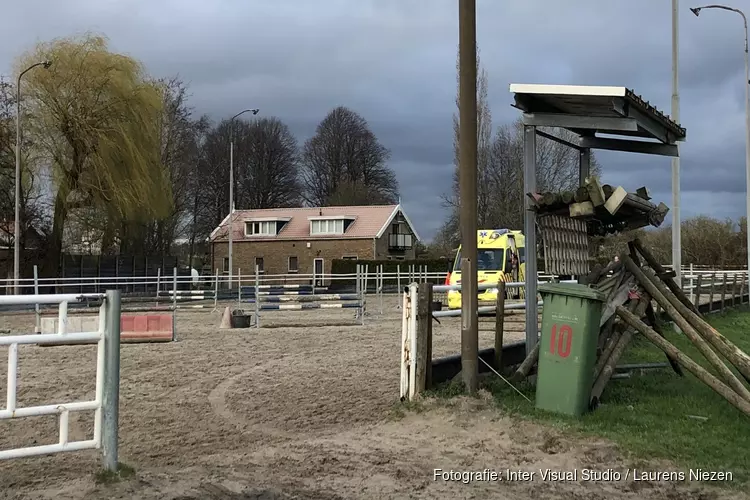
[3,0,749,240]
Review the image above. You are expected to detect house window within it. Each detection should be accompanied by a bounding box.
[223,257,229,272]
[392,222,400,234]
[310,219,345,235]
[288,256,298,273]
[342,255,358,260]
[255,257,264,273]
[245,221,277,236]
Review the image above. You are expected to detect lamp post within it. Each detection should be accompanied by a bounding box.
[14,60,51,295]
[690,5,750,274]
[227,108,259,287]
[672,0,682,289]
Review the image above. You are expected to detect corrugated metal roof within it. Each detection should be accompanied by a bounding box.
[210,204,419,242]
[509,84,686,142]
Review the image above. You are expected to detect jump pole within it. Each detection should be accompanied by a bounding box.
[212,268,219,312]
[237,267,241,307]
[172,268,177,330]
[156,267,161,306]
[33,265,40,333]
[397,264,401,309]
[254,265,260,328]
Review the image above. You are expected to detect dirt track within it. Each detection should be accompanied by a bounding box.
[0,296,745,499]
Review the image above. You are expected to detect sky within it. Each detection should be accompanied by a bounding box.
[2,0,748,241]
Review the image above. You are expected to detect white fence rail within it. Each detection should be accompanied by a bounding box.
[0,291,121,470]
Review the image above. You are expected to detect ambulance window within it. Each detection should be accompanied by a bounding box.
[519,247,526,263]
[453,250,461,271]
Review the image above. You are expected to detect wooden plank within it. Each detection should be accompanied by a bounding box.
[721,274,728,312]
[415,283,433,395]
[569,201,595,218]
[617,306,750,419]
[708,273,716,313]
[494,282,506,372]
[604,186,628,215]
[585,176,606,207]
[693,274,703,310]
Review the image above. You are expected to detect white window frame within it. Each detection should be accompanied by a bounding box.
[309,218,346,235]
[245,220,277,237]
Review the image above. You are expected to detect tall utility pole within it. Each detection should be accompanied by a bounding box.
[672,0,682,289]
[227,108,259,287]
[14,60,51,295]
[690,4,750,273]
[458,0,478,394]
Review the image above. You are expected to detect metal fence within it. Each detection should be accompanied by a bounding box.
[0,291,121,470]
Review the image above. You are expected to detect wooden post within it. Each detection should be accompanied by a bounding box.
[617,306,750,418]
[732,274,739,307]
[632,238,700,315]
[708,273,716,313]
[494,282,506,371]
[622,257,750,399]
[741,273,747,306]
[721,274,728,312]
[693,274,702,310]
[415,282,433,395]
[512,343,540,383]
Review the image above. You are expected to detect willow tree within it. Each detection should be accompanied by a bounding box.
[17,34,171,270]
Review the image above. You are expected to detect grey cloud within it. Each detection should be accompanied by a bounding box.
[3,0,749,240]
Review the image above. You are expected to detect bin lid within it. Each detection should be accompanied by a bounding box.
[538,282,606,302]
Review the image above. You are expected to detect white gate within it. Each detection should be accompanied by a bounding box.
[0,291,121,471]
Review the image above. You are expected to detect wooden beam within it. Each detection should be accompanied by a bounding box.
[604,186,628,215]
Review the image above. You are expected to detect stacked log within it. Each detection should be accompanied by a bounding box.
[512,236,750,418]
[526,177,669,236]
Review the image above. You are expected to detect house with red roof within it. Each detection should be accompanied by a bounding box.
[208,204,421,279]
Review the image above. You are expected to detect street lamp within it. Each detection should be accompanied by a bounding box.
[227,108,259,287]
[690,5,750,273]
[14,60,52,295]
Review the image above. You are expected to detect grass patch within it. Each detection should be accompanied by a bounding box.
[439,308,750,487]
[94,462,136,484]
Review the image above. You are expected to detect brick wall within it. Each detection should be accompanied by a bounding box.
[212,239,375,280]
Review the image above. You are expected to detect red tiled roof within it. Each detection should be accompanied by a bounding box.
[210,205,418,242]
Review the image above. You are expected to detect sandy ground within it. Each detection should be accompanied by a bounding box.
[0,295,746,500]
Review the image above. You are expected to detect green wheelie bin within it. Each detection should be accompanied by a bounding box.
[535,283,606,416]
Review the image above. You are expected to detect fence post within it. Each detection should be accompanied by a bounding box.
[742,273,748,305]
[732,274,739,307]
[33,265,40,334]
[379,264,383,315]
[254,265,260,328]
[102,289,121,472]
[172,268,177,312]
[212,269,219,312]
[708,273,716,313]
[693,274,702,310]
[156,268,161,305]
[237,268,242,307]
[688,264,694,304]
[494,281,506,371]
[721,274,728,312]
[416,282,433,393]
[408,283,418,400]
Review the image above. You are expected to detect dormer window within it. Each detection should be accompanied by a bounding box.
[244,218,290,237]
[308,216,355,235]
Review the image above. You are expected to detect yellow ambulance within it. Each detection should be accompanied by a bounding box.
[445,229,525,309]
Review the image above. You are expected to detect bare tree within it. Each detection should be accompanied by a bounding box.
[300,106,398,206]
[234,117,302,209]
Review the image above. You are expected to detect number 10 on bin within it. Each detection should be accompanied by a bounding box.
[549,323,573,358]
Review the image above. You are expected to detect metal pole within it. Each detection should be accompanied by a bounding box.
[672,0,682,291]
[14,73,21,295]
[14,61,50,295]
[102,289,121,472]
[254,265,260,328]
[33,264,40,333]
[228,137,234,287]
[523,125,539,356]
[458,0,478,394]
[744,15,750,279]
[172,267,177,312]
